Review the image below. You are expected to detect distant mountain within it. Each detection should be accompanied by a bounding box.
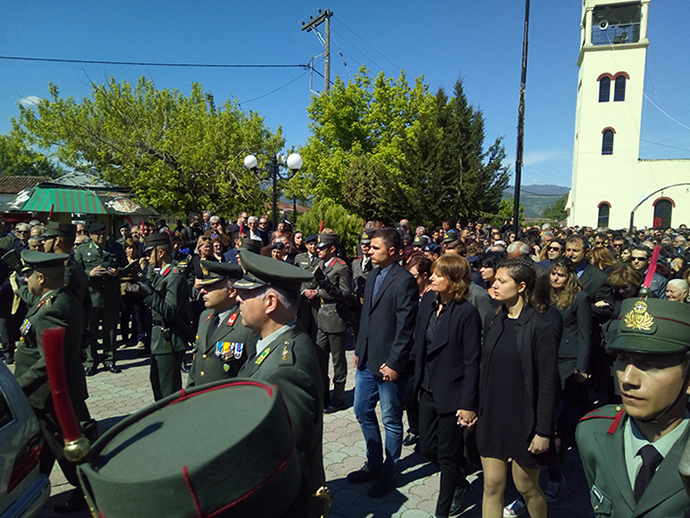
[503,184,570,218]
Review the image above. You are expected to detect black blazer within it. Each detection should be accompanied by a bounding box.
[413,292,482,414]
[355,262,418,375]
[479,304,558,438]
[558,290,592,373]
[579,262,614,323]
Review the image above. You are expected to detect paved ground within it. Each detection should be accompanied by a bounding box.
[16,338,595,518]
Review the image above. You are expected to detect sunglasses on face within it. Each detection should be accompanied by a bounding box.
[547,246,562,252]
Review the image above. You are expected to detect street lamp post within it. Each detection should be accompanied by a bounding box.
[243,153,303,231]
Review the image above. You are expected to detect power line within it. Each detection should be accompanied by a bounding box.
[331,29,387,74]
[240,69,310,104]
[0,55,308,69]
[640,138,690,153]
[333,19,400,70]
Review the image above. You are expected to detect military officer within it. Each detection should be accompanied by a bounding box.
[576,297,690,517]
[13,251,94,513]
[234,251,326,518]
[187,261,259,387]
[132,233,193,401]
[296,234,320,342]
[351,230,375,341]
[75,221,126,375]
[312,232,354,413]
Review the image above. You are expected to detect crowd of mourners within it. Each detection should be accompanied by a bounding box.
[2,209,690,518]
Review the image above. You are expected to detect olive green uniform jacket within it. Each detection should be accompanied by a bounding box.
[13,286,88,411]
[238,322,325,518]
[143,264,193,355]
[576,404,690,517]
[315,257,353,334]
[187,304,259,388]
[75,240,126,308]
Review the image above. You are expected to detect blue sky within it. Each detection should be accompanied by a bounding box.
[0,0,688,188]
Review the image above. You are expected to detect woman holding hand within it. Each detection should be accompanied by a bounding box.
[412,254,482,518]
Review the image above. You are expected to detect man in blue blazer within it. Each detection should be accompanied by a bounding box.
[348,228,419,498]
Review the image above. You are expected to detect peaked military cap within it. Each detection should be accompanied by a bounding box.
[77,380,302,518]
[197,260,244,287]
[88,221,106,234]
[271,241,286,250]
[119,221,130,230]
[143,233,171,254]
[237,238,260,253]
[443,230,458,244]
[20,250,69,272]
[234,250,313,292]
[359,229,374,244]
[317,232,339,248]
[305,234,317,244]
[42,221,77,240]
[413,235,429,247]
[424,243,441,254]
[608,298,690,354]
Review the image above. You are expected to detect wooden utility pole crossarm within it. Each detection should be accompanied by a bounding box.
[301,9,333,94]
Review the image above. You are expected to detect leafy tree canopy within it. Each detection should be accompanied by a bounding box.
[294,199,364,259]
[490,196,525,229]
[12,77,284,217]
[541,193,568,223]
[291,67,510,229]
[0,133,60,177]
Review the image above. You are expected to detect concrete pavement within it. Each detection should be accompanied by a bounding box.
[25,343,594,518]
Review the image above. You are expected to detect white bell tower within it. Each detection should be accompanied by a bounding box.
[568,0,651,228]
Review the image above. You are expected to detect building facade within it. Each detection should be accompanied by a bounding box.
[567,0,690,230]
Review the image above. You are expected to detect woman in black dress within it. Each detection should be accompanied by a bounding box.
[413,254,482,518]
[477,258,558,518]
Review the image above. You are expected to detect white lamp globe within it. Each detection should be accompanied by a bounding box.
[286,153,303,171]
[243,155,258,169]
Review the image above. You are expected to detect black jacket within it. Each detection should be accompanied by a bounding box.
[558,290,592,373]
[413,292,481,414]
[355,262,418,375]
[579,262,614,323]
[479,304,558,439]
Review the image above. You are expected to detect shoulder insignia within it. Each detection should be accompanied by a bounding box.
[282,345,289,361]
[228,313,238,326]
[335,258,346,265]
[255,347,270,365]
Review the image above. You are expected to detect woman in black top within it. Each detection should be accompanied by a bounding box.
[412,254,482,517]
[477,258,557,518]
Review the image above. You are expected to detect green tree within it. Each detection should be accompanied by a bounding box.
[0,133,60,177]
[292,68,509,230]
[541,194,568,222]
[13,77,284,217]
[294,199,364,259]
[490,196,525,229]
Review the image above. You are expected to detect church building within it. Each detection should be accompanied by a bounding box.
[567,0,690,229]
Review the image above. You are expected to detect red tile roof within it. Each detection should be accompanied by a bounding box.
[0,175,46,194]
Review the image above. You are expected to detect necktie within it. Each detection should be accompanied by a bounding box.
[207,313,220,345]
[634,445,663,501]
[372,271,384,302]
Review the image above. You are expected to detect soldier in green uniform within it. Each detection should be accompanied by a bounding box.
[576,297,690,517]
[13,250,94,513]
[313,232,354,413]
[296,234,320,342]
[135,233,194,401]
[351,230,375,341]
[234,251,326,518]
[187,260,259,387]
[75,221,126,375]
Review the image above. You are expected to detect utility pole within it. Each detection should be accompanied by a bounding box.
[301,9,333,94]
[513,0,530,235]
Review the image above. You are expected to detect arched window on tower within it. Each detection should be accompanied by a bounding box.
[614,76,626,101]
[653,198,674,229]
[602,129,615,155]
[599,76,611,102]
[597,202,611,228]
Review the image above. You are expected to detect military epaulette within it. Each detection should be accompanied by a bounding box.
[335,258,347,265]
[579,405,625,434]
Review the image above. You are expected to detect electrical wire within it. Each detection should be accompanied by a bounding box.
[331,29,387,74]
[333,19,400,70]
[240,69,311,105]
[0,55,308,69]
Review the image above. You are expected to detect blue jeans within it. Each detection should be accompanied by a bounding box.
[353,362,406,477]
